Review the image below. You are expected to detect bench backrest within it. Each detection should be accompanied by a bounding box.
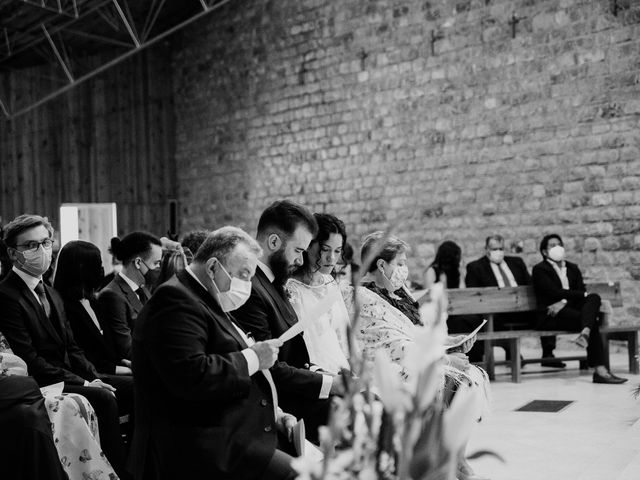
[447,281,622,316]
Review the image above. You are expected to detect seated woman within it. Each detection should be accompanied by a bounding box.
[352,232,490,480]
[151,248,188,292]
[287,213,351,374]
[0,333,117,480]
[54,240,131,376]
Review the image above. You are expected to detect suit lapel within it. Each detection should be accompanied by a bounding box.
[254,268,297,328]
[9,273,63,344]
[115,275,144,312]
[480,257,499,287]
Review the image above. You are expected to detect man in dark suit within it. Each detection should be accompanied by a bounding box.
[235,200,343,441]
[532,233,626,384]
[0,214,133,478]
[132,226,297,480]
[464,234,562,365]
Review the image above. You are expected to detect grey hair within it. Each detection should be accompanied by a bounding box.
[484,234,504,248]
[194,226,262,264]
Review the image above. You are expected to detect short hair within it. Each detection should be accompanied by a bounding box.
[256,200,318,241]
[53,240,104,301]
[485,234,504,248]
[3,214,54,248]
[360,231,410,273]
[539,234,563,255]
[180,230,210,255]
[109,231,162,264]
[194,226,263,265]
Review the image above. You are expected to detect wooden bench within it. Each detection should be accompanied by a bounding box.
[447,283,640,382]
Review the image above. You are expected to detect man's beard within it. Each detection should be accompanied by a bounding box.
[269,248,298,286]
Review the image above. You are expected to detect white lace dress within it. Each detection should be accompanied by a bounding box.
[286,275,351,374]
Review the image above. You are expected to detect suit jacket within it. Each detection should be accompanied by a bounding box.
[465,255,531,288]
[234,267,323,400]
[65,298,120,374]
[131,270,277,480]
[532,259,587,308]
[97,274,145,360]
[0,271,99,386]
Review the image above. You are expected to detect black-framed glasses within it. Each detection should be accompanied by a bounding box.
[15,239,54,252]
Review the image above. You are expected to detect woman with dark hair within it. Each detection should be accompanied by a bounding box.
[54,240,131,375]
[426,240,463,289]
[287,213,351,373]
[97,231,162,360]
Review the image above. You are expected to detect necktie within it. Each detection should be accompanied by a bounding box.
[497,264,513,287]
[34,282,51,318]
[136,287,149,304]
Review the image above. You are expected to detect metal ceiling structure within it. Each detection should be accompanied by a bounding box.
[0,0,232,119]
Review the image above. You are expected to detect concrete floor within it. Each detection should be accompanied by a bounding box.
[467,347,640,480]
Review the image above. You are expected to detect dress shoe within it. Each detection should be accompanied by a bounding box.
[541,356,566,368]
[593,371,627,384]
[608,372,628,383]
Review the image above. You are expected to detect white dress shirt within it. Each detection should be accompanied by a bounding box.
[547,259,570,290]
[12,266,42,303]
[489,260,518,287]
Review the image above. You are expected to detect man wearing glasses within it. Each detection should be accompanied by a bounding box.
[0,214,132,479]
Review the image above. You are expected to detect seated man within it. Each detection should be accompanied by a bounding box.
[0,375,67,480]
[0,214,133,478]
[131,226,297,480]
[532,234,627,384]
[465,234,562,366]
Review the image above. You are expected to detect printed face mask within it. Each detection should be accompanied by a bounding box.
[382,263,408,292]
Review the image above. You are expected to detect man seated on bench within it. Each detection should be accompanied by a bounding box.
[532,233,627,384]
[465,234,564,368]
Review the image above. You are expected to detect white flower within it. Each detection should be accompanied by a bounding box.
[442,382,481,454]
[372,350,411,413]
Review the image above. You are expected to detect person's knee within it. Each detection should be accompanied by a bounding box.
[586,293,601,306]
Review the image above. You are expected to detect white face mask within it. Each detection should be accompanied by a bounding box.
[16,246,53,278]
[548,245,565,262]
[488,250,505,264]
[382,263,408,291]
[211,261,252,312]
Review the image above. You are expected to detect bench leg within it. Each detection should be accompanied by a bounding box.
[484,338,495,381]
[510,337,521,383]
[627,332,639,374]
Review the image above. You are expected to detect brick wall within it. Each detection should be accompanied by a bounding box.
[172,0,640,323]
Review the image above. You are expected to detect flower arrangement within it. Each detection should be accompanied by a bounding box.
[293,281,493,480]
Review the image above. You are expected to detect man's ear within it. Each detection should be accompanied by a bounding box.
[6,246,18,263]
[267,233,282,252]
[205,257,218,274]
[376,259,386,271]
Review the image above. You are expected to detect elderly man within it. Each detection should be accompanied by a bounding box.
[132,226,298,480]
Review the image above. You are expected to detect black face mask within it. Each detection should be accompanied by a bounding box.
[143,267,161,288]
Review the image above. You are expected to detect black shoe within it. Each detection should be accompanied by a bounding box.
[593,371,627,384]
[608,372,628,383]
[541,355,566,368]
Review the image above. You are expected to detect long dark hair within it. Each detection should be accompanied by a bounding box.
[299,213,347,280]
[54,240,104,301]
[430,240,462,289]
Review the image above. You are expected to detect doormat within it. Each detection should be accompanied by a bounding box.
[515,400,574,412]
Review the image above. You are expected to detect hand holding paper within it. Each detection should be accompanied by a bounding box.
[446,319,487,352]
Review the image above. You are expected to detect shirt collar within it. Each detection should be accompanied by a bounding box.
[257,260,275,283]
[12,265,41,291]
[118,271,141,291]
[546,259,566,269]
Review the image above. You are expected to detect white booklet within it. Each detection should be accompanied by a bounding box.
[40,381,64,397]
[447,319,487,350]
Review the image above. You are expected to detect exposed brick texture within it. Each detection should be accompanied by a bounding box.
[172,0,640,323]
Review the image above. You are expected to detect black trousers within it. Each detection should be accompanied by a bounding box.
[260,449,297,480]
[539,293,604,367]
[0,376,67,480]
[64,375,133,479]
